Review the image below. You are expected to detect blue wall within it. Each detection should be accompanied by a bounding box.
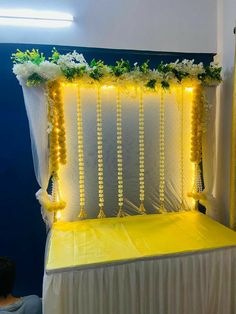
[0,43,214,296]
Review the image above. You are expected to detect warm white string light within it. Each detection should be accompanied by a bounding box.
[77,86,87,218]
[96,87,106,218]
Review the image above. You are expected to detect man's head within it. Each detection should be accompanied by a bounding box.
[0,257,16,298]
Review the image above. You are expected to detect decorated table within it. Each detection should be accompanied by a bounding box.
[44,211,236,314]
[12,49,236,314]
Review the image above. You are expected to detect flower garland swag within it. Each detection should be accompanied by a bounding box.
[38,80,67,220]
[12,49,222,214]
[187,85,208,205]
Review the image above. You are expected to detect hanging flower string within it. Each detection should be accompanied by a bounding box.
[48,82,60,175]
[96,87,106,218]
[48,81,66,216]
[188,85,206,203]
[35,81,66,218]
[116,88,126,217]
[77,86,87,219]
[179,87,186,210]
[139,90,146,213]
[48,81,67,171]
[53,81,67,165]
[159,90,166,212]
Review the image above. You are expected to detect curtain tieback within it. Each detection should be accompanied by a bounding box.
[36,189,66,212]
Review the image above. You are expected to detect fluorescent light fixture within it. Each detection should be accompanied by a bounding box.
[0,9,73,28]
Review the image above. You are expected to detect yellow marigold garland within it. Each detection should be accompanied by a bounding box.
[48,80,67,172]
[190,85,204,164]
[45,81,67,217]
[188,84,205,203]
[48,82,60,175]
[53,81,67,165]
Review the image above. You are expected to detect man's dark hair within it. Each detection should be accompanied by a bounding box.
[0,257,16,298]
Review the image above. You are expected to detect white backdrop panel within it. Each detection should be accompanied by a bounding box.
[59,86,195,221]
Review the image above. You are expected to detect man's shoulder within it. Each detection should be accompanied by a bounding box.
[23,295,41,303]
[23,295,42,313]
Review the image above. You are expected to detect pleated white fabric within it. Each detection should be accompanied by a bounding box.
[43,247,236,314]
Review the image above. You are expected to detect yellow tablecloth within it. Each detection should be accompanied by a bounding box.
[46,211,236,271]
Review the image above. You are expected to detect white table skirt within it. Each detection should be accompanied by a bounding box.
[43,246,236,314]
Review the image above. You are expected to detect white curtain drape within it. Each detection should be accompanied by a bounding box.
[201,87,220,220]
[43,246,236,314]
[21,82,53,225]
[229,32,236,229]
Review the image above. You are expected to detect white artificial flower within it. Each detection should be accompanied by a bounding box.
[57,51,89,69]
[13,61,62,82]
[13,62,39,80]
[47,122,53,134]
[38,61,61,80]
[71,51,87,64]
[210,61,219,68]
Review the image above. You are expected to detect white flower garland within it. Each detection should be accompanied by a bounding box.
[12,50,222,89]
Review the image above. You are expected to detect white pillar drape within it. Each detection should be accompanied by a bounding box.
[21,83,53,225]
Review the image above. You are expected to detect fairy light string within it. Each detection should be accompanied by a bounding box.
[77,85,87,218]
[159,90,165,212]
[116,88,126,217]
[96,87,106,218]
[139,89,146,213]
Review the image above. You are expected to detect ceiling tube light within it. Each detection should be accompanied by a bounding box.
[0,9,73,28]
